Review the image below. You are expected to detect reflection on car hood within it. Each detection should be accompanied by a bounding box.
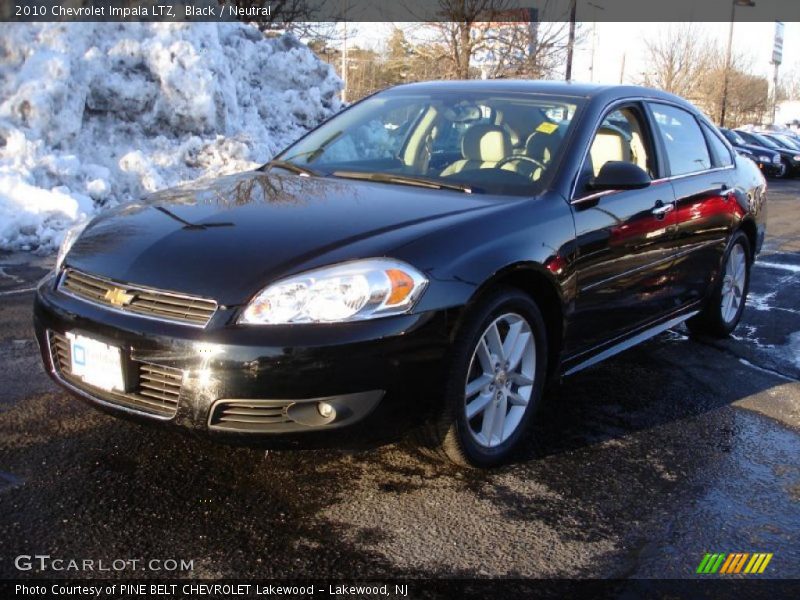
[66,171,506,305]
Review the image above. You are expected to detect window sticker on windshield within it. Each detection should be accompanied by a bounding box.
[536,122,559,134]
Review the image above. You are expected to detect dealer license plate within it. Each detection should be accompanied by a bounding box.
[67,333,125,392]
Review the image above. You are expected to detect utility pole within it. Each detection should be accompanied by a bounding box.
[720,0,756,127]
[619,52,626,84]
[341,0,348,102]
[771,21,784,125]
[587,3,604,83]
[565,0,576,81]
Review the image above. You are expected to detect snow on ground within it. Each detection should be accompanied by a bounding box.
[0,22,342,252]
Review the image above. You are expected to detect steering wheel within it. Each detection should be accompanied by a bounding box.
[496,155,547,176]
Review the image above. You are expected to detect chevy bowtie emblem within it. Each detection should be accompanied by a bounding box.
[104,287,135,307]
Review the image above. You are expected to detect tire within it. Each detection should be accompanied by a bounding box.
[686,231,751,338]
[424,287,548,468]
[777,160,790,179]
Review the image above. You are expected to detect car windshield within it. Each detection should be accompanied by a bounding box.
[722,129,746,146]
[278,91,582,196]
[773,135,800,150]
[746,132,780,149]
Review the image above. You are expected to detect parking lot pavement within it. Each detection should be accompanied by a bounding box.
[0,181,798,580]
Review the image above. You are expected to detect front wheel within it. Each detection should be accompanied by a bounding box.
[687,231,751,338]
[426,288,548,468]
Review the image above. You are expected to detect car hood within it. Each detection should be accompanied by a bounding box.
[737,143,778,157]
[66,171,507,305]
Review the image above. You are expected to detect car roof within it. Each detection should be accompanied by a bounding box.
[384,79,694,107]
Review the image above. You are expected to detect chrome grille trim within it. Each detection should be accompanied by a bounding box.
[208,400,293,432]
[59,269,218,328]
[48,331,183,419]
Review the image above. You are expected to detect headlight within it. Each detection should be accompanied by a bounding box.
[758,155,770,162]
[238,258,428,325]
[793,155,800,162]
[55,220,88,270]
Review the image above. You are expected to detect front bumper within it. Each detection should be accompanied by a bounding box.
[34,272,456,438]
[758,161,783,177]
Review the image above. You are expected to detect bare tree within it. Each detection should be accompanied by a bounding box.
[480,21,573,79]
[639,24,709,97]
[422,0,514,79]
[779,65,800,102]
[698,52,771,126]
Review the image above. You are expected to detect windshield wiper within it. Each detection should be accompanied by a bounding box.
[261,159,319,177]
[284,130,343,164]
[331,171,473,194]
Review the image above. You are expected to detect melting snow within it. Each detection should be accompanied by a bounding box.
[0,22,342,252]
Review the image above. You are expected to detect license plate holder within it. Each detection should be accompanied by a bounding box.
[67,333,125,393]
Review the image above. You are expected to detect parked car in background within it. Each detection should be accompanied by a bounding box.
[735,129,800,177]
[719,127,784,178]
[761,132,800,152]
[35,82,767,467]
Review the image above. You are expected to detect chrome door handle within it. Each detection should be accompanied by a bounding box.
[652,201,675,217]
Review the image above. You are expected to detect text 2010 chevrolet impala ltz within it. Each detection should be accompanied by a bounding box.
[34,82,766,467]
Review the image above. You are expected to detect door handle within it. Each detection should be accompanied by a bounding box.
[651,201,674,218]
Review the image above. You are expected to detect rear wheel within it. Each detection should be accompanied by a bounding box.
[687,231,751,338]
[425,288,548,468]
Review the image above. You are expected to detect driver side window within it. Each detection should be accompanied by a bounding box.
[577,106,654,197]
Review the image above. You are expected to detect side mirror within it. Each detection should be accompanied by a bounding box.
[588,161,651,191]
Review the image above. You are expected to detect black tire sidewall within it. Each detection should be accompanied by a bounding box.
[440,288,548,467]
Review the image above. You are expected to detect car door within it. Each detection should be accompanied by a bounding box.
[647,103,736,308]
[566,103,678,354]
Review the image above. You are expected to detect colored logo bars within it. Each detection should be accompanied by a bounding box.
[696,553,773,574]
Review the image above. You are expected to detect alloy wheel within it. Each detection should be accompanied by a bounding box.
[463,313,536,448]
[721,243,747,324]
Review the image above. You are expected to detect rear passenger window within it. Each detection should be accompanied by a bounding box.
[701,122,734,167]
[650,104,711,175]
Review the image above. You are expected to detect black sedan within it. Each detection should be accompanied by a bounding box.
[761,131,800,152]
[735,129,800,177]
[34,82,767,467]
[719,127,784,178]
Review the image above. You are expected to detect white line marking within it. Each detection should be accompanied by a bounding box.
[0,287,36,296]
[756,261,800,274]
[738,358,798,383]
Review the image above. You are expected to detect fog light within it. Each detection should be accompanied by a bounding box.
[317,402,334,418]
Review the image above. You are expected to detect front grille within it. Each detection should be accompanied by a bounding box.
[49,331,183,418]
[60,269,217,327]
[209,400,293,431]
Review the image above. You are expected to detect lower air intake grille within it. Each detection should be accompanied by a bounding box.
[49,331,183,418]
[208,400,293,432]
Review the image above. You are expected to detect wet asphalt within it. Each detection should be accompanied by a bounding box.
[0,181,798,581]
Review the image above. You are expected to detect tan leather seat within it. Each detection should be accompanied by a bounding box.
[502,127,563,181]
[525,127,561,166]
[440,124,511,176]
[589,127,631,176]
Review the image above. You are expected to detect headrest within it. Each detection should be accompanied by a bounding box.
[462,124,511,162]
[590,127,630,175]
[525,123,562,162]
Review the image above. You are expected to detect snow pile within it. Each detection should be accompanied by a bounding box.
[0,22,342,252]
